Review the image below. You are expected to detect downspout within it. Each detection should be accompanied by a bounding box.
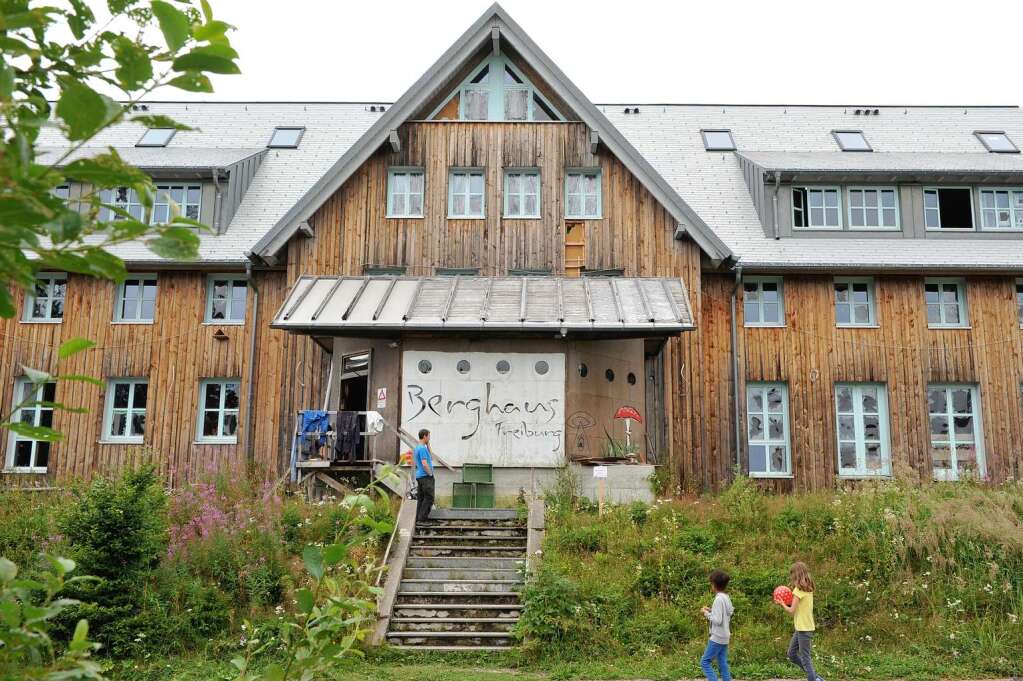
[244,260,260,470]
[771,173,781,240]
[729,264,744,472]
[212,168,224,234]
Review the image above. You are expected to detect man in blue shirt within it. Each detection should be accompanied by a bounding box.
[413,428,435,524]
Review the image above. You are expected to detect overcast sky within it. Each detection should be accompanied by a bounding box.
[138,0,1022,106]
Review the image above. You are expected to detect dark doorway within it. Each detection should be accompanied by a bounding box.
[339,352,370,460]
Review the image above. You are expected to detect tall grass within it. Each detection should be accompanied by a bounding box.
[519,476,1023,678]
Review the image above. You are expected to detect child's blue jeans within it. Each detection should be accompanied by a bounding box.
[701,639,732,681]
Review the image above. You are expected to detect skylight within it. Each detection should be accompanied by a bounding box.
[268,127,304,149]
[974,131,1019,153]
[136,128,176,147]
[832,130,872,152]
[701,129,736,151]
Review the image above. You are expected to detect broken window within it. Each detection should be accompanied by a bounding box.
[979,189,1023,229]
[792,187,841,228]
[924,188,974,229]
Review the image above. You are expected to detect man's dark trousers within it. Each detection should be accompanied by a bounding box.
[416,475,435,523]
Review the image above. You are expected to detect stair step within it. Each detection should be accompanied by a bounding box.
[403,568,522,581]
[389,617,518,633]
[395,592,521,606]
[388,630,512,638]
[416,524,526,533]
[405,556,525,570]
[413,534,526,543]
[393,603,522,611]
[399,579,522,594]
[393,604,522,620]
[392,617,520,623]
[428,509,520,520]
[409,546,526,558]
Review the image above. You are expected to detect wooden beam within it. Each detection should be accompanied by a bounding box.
[388,129,400,153]
[315,471,349,495]
[491,26,500,54]
[589,128,599,154]
[297,221,314,238]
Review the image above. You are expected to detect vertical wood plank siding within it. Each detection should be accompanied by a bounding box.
[699,273,1023,492]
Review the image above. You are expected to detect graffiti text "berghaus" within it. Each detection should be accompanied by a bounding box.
[406,382,560,440]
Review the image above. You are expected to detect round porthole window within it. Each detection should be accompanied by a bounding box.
[627,372,637,385]
[496,360,511,374]
[605,369,615,382]
[418,360,432,374]
[578,363,588,378]
[456,360,471,374]
[534,360,549,375]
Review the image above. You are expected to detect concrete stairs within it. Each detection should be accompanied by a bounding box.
[386,509,526,651]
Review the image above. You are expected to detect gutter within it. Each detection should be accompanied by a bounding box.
[771,173,781,240]
[729,264,744,472]
[244,260,260,470]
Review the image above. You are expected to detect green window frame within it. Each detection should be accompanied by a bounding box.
[6,378,56,472]
[924,278,968,328]
[1016,279,1023,326]
[503,169,541,218]
[102,187,146,222]
[835,383,891,478]
[114,275,158,323]
[565,169,601,219]
[205,275,248,324]
[102,378,148,443]
[23,272,66,323]
[746,382,791,478]
[978,188,1023,230]
[792,186,842,229]
[927,384,985,481]
[742,276,784,327]
[834,277,876,327]
[923,187,975,230]
[847,187,899,229]
[197,378,241,443]
[387,168,425,218]
[152,184,201,224]
[437,53,562,122]
[448,169,485,218]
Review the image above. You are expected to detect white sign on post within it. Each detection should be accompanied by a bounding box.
[400,351,566,467]
[376,387,387,409]
[592,465,608,479]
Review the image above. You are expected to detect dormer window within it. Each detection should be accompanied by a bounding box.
[701,129,736,151]
[136,128,175,147]
[438,53,562,122]
[832,130,872,152]
[268,127,304,148]
[974,131,1019,153]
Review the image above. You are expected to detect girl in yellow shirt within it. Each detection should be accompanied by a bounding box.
[777,561,823,681]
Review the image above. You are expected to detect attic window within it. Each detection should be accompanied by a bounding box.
[974,131,1019,153]
[701,129,735,151]
[136,128,175,147]
[438,53,562,122]
[268,127,304,149]
[832,130,872,152]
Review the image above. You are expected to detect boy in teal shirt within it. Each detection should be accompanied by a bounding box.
[413,429,435,523]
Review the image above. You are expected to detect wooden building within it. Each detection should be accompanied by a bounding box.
[3,5,1023,493]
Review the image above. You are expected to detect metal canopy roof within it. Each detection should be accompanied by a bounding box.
[271,276,695,337]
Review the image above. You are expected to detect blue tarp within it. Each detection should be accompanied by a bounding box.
[299,410,330,450]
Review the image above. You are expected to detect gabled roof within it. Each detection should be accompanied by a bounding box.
[248,3,733,264]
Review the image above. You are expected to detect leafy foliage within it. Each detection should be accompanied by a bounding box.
[0,0,240,318]
[0,554,105,680]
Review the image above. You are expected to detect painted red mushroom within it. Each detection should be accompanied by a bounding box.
[614,405,643,450]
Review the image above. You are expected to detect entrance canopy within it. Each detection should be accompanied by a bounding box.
[271,276,694,337]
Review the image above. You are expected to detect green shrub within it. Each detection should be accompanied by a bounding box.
[554,524,604,553]
[517,566,590,645]
[628,501,651,526]
[677,525,719,555]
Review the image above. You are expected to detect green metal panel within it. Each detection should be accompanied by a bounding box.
[452,482,475,508]
[462,463,493,484]
[474,483,496,509]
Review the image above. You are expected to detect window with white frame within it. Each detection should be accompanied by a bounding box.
[923,188,974,229]
[24,273,66,322]
[115,275,157,323]
[197,379,241,442]
[152,184,201,224]
[792,187,841,228]
[1017,279,1023,326]
[832,130,872,152]
[205,276,247,324]
[53,185,70,200]
[847,187,899,229]
[835,383,890,477]
[103,379,148,442]
[446,54,561,122]
[565,170,601,219]
[927,384,985,480]
[6,379,56,472]
[834,278,875,327]
[924,278,968,328]
[448,169,485,218]
[746,382,791,477]
[386,169,424,218]
[103,187,146,221]
[504,169,540,218]
[978,189,1023,230]
[743,277,784,326]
